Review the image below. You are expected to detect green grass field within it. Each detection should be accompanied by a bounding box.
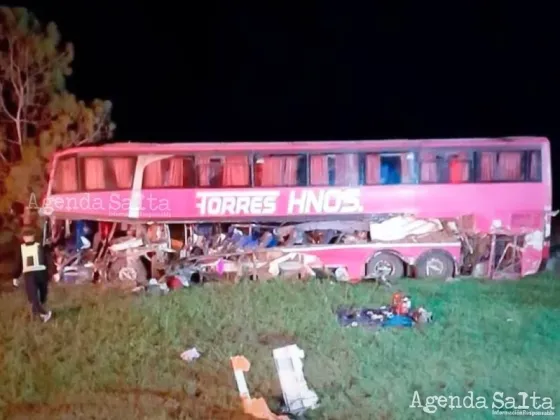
[0,275,559,419]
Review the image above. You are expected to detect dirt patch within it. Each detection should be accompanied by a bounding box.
[3,389,252,420]
[0,278,15,294]
[257,331,297,347]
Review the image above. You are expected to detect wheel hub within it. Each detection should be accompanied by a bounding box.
[426,257,444,276]
[373,260,394,276]
[118,267,137,282]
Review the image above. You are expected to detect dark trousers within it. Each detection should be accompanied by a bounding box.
[24,270,49,315]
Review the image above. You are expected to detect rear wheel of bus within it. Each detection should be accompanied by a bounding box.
[415,250,455,279]
[366,252,405,281]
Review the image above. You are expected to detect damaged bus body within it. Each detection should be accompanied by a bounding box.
[42,137,552,286]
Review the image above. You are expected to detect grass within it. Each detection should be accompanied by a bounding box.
[0,275,559,419]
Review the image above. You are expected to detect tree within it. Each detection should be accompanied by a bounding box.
[0,7,115,223]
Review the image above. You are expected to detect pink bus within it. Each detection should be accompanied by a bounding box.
[42,136,552,283]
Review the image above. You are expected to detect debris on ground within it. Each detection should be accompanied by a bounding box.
[230,344,318,419]
[230,355,289,420]
[146,278,169,296]
[180,347,201,362]
[273,344,319,416]
[336,292,433,328]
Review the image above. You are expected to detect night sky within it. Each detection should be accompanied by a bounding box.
[18,4,560,178]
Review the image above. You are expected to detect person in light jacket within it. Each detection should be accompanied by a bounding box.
[12,228,52,322]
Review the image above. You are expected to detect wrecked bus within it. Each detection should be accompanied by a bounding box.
[41,137,552,285]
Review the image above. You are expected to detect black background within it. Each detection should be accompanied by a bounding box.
[14,3,560,206]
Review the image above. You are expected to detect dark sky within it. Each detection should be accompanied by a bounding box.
[16,3,560,145]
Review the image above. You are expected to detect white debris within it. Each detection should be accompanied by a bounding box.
[272,344,319,415]
[109,238,143,251]
[334,266,350,282]
[180,347,201,362]
[369,215,442,241]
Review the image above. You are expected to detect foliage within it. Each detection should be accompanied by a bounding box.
[0,7,115,221]
[0,276,559,418]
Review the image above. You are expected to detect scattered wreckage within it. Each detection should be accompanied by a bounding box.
[231,344,318,419]
[337,292,433,329]
[48,211,551,289]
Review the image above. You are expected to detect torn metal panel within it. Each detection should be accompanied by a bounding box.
[47,208,555,285]
[291,220,370,234]
[521,230,544,276]
[109,238,143,252]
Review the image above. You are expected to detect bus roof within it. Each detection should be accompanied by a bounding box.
[54,136,549,158]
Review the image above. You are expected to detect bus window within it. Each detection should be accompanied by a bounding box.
[421,151,472,183]
[182,157,197,187]
[143,159,164,188]
[222,155,250,187]
[449,152,471,183]
[310,153,361,187]
[83,157,106,190]
[327,155,336,185]
[380,155,401,184]
[108,157,136,189]
[332,154,359,186]
[196,155,249,187]
[143,157,195,188]
[365,152,413,185]
[52,156,78,193]
[310,155,329,186]
[296,155,308,186]
[196,157,217,187]
[528,151,542,182]
[255,154,306,186]
[478,151,524,182]
[497,151,523,181]
[419,151,437,183]
[208,158,223,187]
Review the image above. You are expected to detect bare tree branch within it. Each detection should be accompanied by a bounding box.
[0,7,115,217]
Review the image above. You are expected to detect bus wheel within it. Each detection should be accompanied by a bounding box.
[415,250,455,279]
[108,257,148,286]
[366,252,404,281]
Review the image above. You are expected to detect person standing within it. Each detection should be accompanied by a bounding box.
[12,228,52,322]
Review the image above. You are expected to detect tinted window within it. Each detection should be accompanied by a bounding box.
[107,156,137,189]
[255,154,307,186]
[419,150,473,183]
[82,157,107,190]
[196,155,250,187]
[476,151,525,182]
[308,153,359,186]
[527,151,542,182]
[142,156,195,188]
[364,152,415,185]
[81,156,138,190]
[52,156,78,193]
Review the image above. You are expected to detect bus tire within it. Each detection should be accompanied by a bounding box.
[366,252,405,281]
[108,256,148,286]
[415,250,455,279]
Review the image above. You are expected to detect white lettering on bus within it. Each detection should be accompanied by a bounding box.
[195,191,279,216]
[287,189,363,214]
